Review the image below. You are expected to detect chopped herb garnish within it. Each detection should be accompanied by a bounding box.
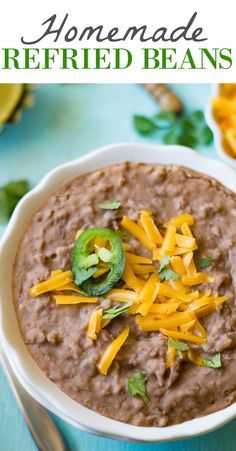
[168,338,190,352]
[127,372,149,404]
[133,115,156,135]
[95,246,112,263]
[159,268,180,281]
[197,257,213,269]
[157,255,180,281]
[202,353,222,369]
[102,301,133,319]
[159,255,171,270]
[133,109,213,149]
[98,201,121,210]
[0,180,30,223]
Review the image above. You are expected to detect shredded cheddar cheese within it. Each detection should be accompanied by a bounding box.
[182,273,215,286]
[107,289,137,302]
[136,274,159,316]
[161,225,176,255]
[212,84,236,158]
[97,327,130,375]
[121,216,156,251]
[139,212,163,245]
[166,342,176,368]
[54,295,98,304]
[125,252,152,265]
[29,209,228,373]
[175,234,197,249]
[131,263,154,275]
[87,309,103,340]
[122,261,143,292]
[166,213,195,228]
[170,256,186,276]
[159,328,206,344]
[29,270,73,297]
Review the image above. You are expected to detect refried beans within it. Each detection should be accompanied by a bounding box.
[13,163,236,427]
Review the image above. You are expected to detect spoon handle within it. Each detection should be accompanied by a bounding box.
[0,346,68,451]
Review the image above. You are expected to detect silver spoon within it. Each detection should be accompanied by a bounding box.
[0,344,68,451]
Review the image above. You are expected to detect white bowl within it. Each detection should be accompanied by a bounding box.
[205,84,236,170]
[0,143,236,443]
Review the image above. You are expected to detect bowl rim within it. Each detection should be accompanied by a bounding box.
[205,83,236,169]
[0,142,236,443]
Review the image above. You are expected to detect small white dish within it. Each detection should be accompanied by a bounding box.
[0,143,236,443]
[205,84,236,170]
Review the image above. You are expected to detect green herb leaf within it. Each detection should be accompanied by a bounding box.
[153,111,176,129]
[157,256,180,281]
[102,301,133,319]
[127,372,149,404]
[158,267,180,281]
[197,257,213,269]
[134,108,213,149]
[168,338,190,351]
[0,180,30,223]
[133,115,156,135]
[199,126,213,145]
[96,246,112,263]
[163,129,180,145]
[74,267,97,285]
[188,110,205,123]
[98,201,121,210]
[159,255,171,270]
[202,353,222,369]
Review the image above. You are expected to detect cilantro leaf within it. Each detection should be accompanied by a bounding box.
[153,111,176,129]
[159,255,171,270]
[74,267,97,285]
[157,256,180,281]
[0,180,30,223]
[168,338,190,352]
[202,353,222,369]
[98,201,121,210]
[127,372,149,404]
[197,257,213,269]
[133,115,156,135]
[133,108,213,149]
[102,301,133,319]
[159,268,180,281]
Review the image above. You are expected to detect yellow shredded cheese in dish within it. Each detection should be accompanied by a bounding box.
[29,209,228,372]
[166,342,176,368]
[159,328,206,344]
[166,213,195,228]
[87,309,103,340]
[122,261,143,292]
[139,212,163,245]
[121,216,156,251]
[54,295,98,304]
[97,327,130,375]
[29,271,73,297]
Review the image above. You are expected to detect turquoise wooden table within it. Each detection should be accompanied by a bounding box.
[0,84,235,451]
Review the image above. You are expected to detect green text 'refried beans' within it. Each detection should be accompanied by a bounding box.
[72,228,125,296]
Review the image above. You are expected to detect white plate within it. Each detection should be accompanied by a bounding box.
[205,84,236,170]
[0,143,236,443]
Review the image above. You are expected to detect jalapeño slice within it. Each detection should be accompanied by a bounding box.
[72,227,125,296]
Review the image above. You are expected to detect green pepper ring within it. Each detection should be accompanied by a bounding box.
[72,227,125,296]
